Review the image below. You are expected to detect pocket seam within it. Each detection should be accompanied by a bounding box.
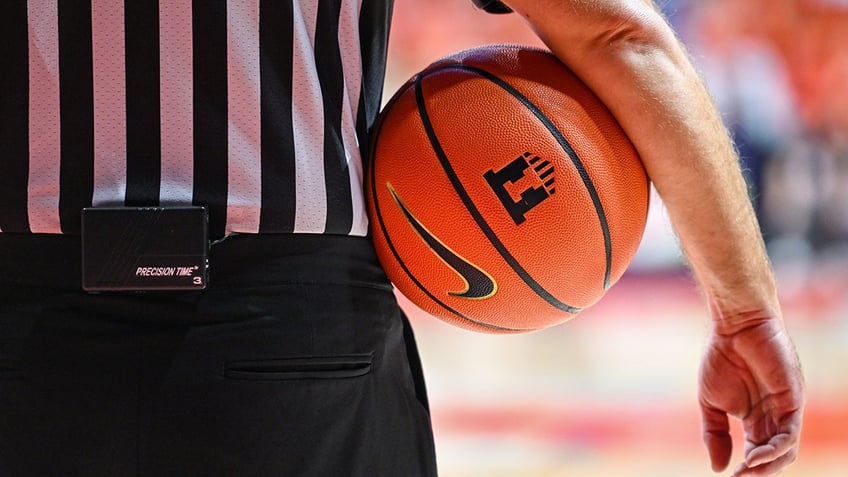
[223,354,373,381]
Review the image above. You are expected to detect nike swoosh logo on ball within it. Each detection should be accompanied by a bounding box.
[387,183,497,300]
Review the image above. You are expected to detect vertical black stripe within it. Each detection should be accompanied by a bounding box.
[356,0,393,172]
[355,91,370,174]
[258,0,296,233]
[315,0,352,234]
[124,0,161,205]
[192,0,228,239]
[58,0,95,235]
[0,1,31,233]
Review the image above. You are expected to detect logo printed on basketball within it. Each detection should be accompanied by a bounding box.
[386,183,498,300]
[484,152,556,225]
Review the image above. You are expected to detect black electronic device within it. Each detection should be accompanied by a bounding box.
[81,206,208,291]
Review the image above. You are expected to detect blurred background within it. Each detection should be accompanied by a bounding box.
[385,0,848,476]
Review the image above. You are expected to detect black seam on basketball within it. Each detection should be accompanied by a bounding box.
[439,62,614,291]
[368,86,527,332]
[414,72,583,314]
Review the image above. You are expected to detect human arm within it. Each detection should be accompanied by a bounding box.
[495,0,805,474]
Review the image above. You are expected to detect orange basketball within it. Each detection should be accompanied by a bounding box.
[366,45,649,333]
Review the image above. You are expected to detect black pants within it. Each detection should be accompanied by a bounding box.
[0,234,437,477]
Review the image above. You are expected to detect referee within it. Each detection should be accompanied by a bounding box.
[1,1,803,477]
[3,1,435,475]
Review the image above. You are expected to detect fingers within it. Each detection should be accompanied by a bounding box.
[737,406,804,475]
[702,419,802,477]
[732,445,798,477]
[700,404,732,472]
[745,432,796,468]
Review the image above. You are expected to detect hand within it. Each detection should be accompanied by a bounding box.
[698,317,804,476]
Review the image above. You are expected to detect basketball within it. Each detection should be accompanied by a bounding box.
[366,45,650,333]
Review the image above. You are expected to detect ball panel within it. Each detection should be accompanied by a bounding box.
[367,78,564,332]
[503,53,650,288]
[415,68,608,308]
[371,155,572,330]
[449,46,650,290]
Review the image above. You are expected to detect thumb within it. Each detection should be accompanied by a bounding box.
[701,404,733,472]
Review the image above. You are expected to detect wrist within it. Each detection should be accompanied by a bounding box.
[706,289,783,336]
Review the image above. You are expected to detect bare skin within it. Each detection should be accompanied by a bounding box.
[500,0,805,474]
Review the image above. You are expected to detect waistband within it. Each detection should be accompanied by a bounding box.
[0,233,390,293]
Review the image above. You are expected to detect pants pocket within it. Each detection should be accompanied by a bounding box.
[223,354,373,381]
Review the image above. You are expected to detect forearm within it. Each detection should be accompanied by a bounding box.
[577,13,782,327]
[507,0,781,327]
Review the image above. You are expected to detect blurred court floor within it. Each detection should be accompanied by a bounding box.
[405,270,848,477]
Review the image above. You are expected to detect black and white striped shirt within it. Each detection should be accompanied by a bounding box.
[0,0,392,238]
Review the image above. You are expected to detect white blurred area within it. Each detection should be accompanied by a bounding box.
[628,187,683,271]
[385,1,848,476]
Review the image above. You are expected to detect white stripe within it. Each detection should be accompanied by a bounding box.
[27,0,62,233]
[339,0,367,236]
[91,0,127,206]
[159,0,194,204]
[291,0,327,233]
[226,0,262,233]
